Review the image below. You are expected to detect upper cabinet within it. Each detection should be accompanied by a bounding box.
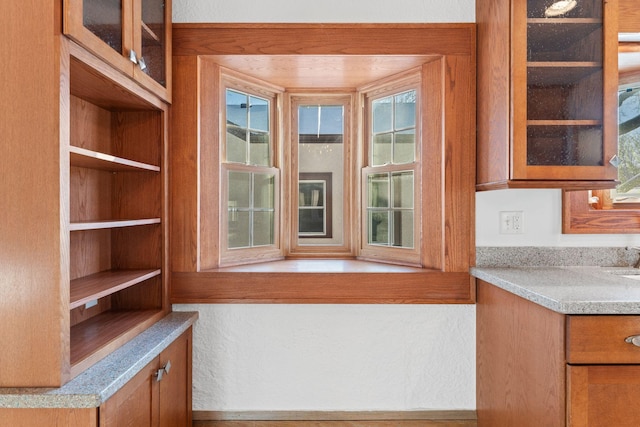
[63,0,172,102]
[477,0,619,190]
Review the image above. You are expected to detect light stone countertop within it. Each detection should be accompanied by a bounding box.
[472,266,640,314]
[0,311,198,408]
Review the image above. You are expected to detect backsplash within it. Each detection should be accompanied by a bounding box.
[476,247,640,268]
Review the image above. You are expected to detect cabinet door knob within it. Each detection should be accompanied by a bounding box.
[609,155,621,168]
[129,50,138,64]
[625,335,640,347]
[138,56,147,71]
[154,360,172,382]
[155,367,164,382]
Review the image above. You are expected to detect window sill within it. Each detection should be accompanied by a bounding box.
[171,259,474,304]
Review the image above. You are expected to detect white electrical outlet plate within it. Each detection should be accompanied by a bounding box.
[499,211,524,234]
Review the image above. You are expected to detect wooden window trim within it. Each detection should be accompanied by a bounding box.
[170,24,476,303]
[360,75,422,266]
[563,189,640,233]
[287,93,355,258]
[219,75,284,266]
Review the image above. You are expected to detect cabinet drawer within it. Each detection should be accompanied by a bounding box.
[567,316,640,364]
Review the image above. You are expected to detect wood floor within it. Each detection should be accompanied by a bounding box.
[192,410,477,426]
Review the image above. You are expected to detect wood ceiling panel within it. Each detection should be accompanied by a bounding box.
[206,55,435,89]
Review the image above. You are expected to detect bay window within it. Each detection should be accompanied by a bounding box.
[170,24,476,303]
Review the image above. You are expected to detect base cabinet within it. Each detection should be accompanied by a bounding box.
[101,328,192,427]
[568,365,640,426]
[0,326,192,427]
[477,279,640,427]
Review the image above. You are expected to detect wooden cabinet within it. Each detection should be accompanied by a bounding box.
[63,0,172,102]
[0,0,170,388]
[67,42,170,379]
[477,279,640,426]
[101,328,192,427]
[0,326,193,427]
[476,0,619,190]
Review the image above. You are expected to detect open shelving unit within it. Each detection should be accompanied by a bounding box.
[67,42,169,378]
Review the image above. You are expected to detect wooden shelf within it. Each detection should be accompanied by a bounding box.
[527,64,601,85]
[141,20,161,44]
[70,309,164,374]
[70,269,161,309]
[527,18,602,24]
[70,146,160,172]
[70,218,161,231]
[527,120,602,126]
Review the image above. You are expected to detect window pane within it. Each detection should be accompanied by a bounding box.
[392,171,414,208]
[299,105,319,136]
[395,90,416,129]
[226,90,248,128]
[249,131,270,166]
[371,90,417,166]
[253,173,274,209]
[249,96,269,132]
[228,211,250,248]
[252,211,274,246]
[299,181,324,207]
[368,173,389,208]
[226,89,271,166]
[393,129,415,164]
[372,133,392,166]
[368,211,389,245]
[229,171,251,208]
[226,89,248,163]
[393,211,413,248]
[226,128,247,164]
[298,105,344,143]
[299,209,325,234]
[373,96,393,133]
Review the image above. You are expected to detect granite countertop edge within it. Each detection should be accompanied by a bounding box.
[0,311,199,409]
[472,266,640,315]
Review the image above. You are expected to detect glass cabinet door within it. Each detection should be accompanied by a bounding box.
[82,0,124,55]
[512,0,617,180]
[138,0,167,88]
[64,0,133,75]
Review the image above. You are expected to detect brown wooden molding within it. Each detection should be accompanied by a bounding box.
[173,23,475,57]
[562,190,640,234]
[171,261,474,304]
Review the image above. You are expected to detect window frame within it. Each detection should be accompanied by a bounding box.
[563,79,640,234]
[170,24,477,304]
[360,75,422,266]
[219,72,284,266]
[286,93,356,258]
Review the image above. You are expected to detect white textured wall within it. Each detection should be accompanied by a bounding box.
[173,0,475,23]
[476,189,640,247]
[173,303,475,411]
[170,0,637,415]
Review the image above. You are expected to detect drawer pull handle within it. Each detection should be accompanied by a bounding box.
[625,335,640,347]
